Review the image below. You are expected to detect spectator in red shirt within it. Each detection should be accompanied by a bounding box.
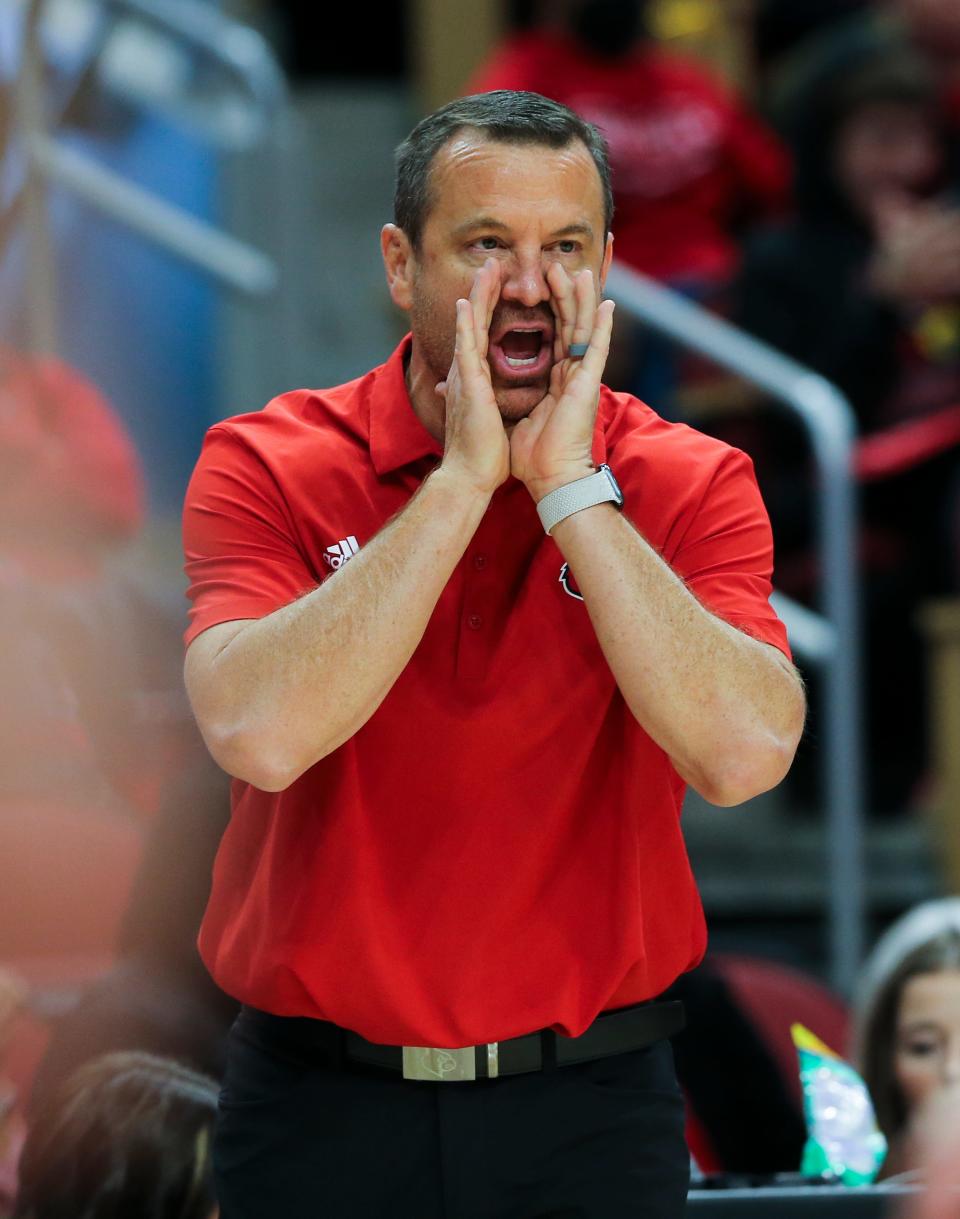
[0,349,148,812]
[183,90,805,1218]
[0,347,143,579]
[469,0,790,288]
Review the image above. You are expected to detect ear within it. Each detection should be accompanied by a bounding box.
[381,224,415,312]
[599,231,614,293]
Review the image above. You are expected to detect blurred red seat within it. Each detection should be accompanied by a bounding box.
[712,952,850,1110]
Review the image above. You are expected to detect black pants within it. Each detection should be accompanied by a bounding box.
[214,1008,690,1219]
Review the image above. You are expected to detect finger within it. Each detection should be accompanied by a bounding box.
[468,267,488,356]
[546,261,577,360]
[570,298,615,388]
[570,269,597,356]
[548,298,614,431]
[481,258,501,342]
[456,297,476,355]
[455,297,486,383]
[469,259,499,359]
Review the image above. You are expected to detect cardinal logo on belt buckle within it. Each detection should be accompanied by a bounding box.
[403,1046,475,1081]
[402,1044,500,1081]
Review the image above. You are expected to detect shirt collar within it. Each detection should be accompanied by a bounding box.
[368,335,443,476]
[368,334,611,475]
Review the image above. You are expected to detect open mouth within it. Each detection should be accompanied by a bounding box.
[501,329,544,368]
[488,325,553,380]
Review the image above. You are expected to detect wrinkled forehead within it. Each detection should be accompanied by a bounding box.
[423,129,607,236]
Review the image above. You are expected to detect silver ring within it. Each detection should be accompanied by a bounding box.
[567,342,589,359]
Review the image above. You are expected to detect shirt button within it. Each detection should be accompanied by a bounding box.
[467,613,483,630]
[472,554,487,570]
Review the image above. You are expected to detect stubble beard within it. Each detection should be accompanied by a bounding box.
[410,292,551,424]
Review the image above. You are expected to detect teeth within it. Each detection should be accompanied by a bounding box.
[505,356,538,367]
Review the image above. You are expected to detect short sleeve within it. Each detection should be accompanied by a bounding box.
[671,447,791,659]
[182,426,319,647]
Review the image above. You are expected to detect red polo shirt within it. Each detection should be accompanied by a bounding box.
[183,337,789,1048]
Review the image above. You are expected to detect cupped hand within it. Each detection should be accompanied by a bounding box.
[509,262,615,502]
[436,259,510,497]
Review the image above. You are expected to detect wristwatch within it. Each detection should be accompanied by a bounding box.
[536,464,624,535]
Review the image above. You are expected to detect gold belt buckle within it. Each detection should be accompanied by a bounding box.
[402,1043,499,1082]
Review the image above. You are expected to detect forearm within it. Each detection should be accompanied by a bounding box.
[188,465,489,789]
[551,504,805,805]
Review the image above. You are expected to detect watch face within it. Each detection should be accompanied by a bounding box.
[600,463,624,507]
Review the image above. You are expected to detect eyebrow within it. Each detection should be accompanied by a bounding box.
[549,222,596,240]
[452,217,596,241]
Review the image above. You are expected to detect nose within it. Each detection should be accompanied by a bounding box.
[500,249,550,309]
[942,1039,960,1086]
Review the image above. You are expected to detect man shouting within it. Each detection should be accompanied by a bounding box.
[183,89,805,1219]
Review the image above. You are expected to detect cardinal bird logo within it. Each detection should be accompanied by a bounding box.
[558,562,583,601]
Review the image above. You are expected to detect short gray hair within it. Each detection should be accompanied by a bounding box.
[394,90,614,249]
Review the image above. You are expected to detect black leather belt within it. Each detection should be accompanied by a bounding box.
[241,1000,685,1082]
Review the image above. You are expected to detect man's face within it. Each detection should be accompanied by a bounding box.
[403,132,611,422]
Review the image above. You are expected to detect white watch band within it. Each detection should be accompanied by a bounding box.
[536,466,622,534]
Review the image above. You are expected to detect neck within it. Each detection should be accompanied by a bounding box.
[404,342,447,445]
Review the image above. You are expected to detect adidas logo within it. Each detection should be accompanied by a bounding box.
[323,535,360,569]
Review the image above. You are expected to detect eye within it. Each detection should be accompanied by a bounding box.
[471,236,502,252]
[553,240,580,255]
[901,1037,940,1058]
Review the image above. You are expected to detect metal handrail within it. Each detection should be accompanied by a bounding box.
[16,0,58,354]
[12,0,285,355]
[100,0,287,147]
[605,260,864,993]
[103,0,287,122]
[31,136,278,295]
[769,591,837,666]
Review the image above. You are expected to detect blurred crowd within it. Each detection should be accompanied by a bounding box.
[474,0,960,815]
[2,0,960,1214]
